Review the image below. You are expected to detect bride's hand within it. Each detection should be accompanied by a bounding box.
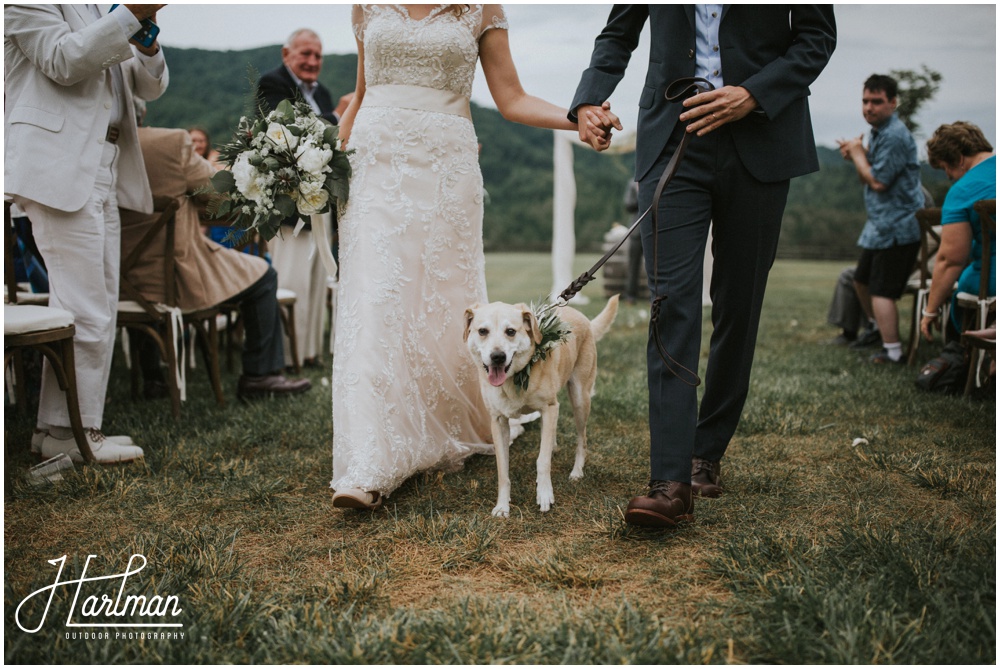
[577,101,621,151]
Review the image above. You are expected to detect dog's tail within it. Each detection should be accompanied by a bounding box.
[589,294,620,342]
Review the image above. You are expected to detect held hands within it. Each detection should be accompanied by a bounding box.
[678,86,757,136]
[577,101,622,152]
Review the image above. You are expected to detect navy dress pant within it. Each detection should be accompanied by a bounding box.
[638,124,789,483]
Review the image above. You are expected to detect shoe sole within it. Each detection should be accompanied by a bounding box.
[623,509,693,528]
[692,487,722,498]
[332,493,382,511]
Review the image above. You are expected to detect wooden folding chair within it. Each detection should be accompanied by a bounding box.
[4,203,94,463]
[958,200,996,395]
[117,196,225,419]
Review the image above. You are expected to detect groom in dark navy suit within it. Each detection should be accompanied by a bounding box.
[571,5,836,527]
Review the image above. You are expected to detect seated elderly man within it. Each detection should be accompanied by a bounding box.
[120,121,311,400]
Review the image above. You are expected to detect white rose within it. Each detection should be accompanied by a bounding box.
[266,122,298,151]
[297,144,333,178]
[232,153,263,202]
[296,179,329,215]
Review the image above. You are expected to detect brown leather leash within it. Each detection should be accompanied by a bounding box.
[555,77,715,387]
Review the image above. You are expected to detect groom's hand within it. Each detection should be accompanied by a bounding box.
[577,102,622,151]
[679,86,758,137]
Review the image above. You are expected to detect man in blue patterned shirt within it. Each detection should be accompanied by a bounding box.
[839,74,923,364]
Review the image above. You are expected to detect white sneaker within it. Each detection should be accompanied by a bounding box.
[31,429,135,454]
[40,429,144,464]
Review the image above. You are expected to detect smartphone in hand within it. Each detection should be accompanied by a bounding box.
[109,4,160,48]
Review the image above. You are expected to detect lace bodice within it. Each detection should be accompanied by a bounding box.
[353,4,508,100]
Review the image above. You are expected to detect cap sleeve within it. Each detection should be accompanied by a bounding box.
[479,4,508,38]
[352,4,368,42]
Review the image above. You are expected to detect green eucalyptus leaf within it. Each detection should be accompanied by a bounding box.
[210,170,236,194]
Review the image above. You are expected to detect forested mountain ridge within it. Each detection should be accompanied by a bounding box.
[148,48,949,259]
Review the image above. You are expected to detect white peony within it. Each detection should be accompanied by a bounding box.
[296,178,329,215]
[297,143,333,178]
[231,153,263,202]
[232,152,276,204]
[266,122,298,151]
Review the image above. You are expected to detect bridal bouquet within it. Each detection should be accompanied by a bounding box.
[205,99,351,242]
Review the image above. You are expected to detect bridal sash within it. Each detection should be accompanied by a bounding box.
[361,84,472,120]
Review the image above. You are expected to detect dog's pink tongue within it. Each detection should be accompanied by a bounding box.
[488,365,507,387]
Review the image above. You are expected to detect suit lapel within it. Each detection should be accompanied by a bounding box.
[683,5,695,30]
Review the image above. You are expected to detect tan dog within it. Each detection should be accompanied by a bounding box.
[464,296,619,517]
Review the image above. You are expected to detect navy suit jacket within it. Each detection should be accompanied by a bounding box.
[570,5,836,183]
[257,65,338,125]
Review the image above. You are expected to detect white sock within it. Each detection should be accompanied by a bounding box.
[885,342,902,361]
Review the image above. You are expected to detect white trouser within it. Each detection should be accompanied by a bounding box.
[18,141,120,430]
[269,222,329,365]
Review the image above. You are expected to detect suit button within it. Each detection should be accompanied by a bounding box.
[104,102,111,109]
[687,49,694,59]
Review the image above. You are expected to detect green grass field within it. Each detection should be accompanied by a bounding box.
[4,255,995,664]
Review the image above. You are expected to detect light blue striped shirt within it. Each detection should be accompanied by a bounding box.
[694,5,724,90]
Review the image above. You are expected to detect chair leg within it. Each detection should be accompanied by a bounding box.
[192,319,225,407]
[281,303,301,374]
[127,327,142,399]
[11,349,27,412]
[56,338,95,463]
[906,292,921,366]
[162,319,182,420]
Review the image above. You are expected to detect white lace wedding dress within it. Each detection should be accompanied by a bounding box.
[331,5,509,497]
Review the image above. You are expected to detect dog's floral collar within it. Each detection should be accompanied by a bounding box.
[513,302,571,392]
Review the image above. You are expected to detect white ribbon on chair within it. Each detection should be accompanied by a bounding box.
[161,305,187,402]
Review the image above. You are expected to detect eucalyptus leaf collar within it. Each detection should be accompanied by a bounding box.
[512,302,571,392]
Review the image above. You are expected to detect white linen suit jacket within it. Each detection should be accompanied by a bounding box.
[4,4,169,214]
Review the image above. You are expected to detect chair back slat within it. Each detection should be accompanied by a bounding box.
[119,196,181,318]
[915,207,943,289]
[973,199,996,301]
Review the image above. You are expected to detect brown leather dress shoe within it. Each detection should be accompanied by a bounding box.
[624,481,694,527]
[691,457,723,498]
[237,374,312,400]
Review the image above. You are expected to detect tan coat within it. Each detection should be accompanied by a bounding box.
[120,127,268,311]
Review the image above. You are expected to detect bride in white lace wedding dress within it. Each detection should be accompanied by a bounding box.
[330,5,601,509]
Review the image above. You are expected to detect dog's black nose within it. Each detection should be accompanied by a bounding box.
[490,351,506,366]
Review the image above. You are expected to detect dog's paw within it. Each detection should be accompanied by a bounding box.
[491,504,510,518]
[536,483,555,512]
[569,468,584,481]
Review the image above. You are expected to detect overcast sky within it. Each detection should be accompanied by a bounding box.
[151,3,996,151]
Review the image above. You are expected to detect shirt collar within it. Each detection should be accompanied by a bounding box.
[284,65,317,95]
[871,112,897,136]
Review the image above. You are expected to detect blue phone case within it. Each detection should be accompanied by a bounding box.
[109,4,160,48]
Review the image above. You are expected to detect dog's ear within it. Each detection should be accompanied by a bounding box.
[463,305,478,342]
[520,305,542,345]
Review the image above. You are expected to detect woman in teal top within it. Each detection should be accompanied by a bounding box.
[920,122,995,341]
